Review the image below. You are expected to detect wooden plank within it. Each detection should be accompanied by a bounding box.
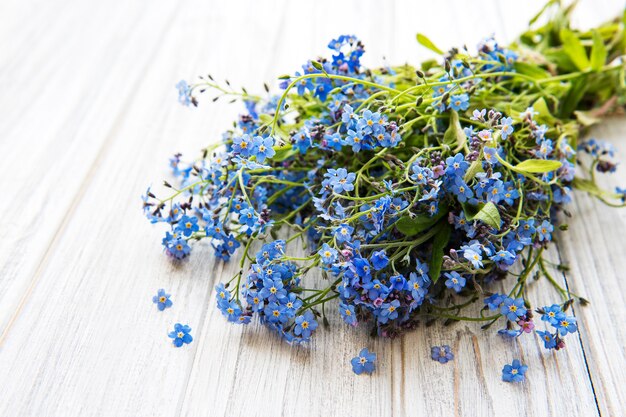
[0,0,179,336]
[0,0,624,416]
[556,118,626,417]
[0,1,289,416]
[394,245,600,416]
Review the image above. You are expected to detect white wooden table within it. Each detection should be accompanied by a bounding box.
[1,0,625,416]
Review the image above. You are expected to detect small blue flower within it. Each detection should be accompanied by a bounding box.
[408,272,429,303]
[448,93,469,111]
[293,71,313,94]
[152,289,172,311]
[251,136,276,162]
[294,130,312,153]
[535,139,553,159]
[537,220,553,242]
[536,330,557,349]
[378,299,400,323]
[176,215,199,237]
[540,304,563,325]
[486,181,505,204]
[358,110,381,132]
[484,293,505,310]
[431,345,454,364]
[163,232,191,259]
[490,250,516,267]
[445,153,470,177]
[176,80,192,106]
[318,243,338,265]
[351,348,376,375]
[500,297,527,321]
[554,315,577,336]
[451,177,474,203]
[339,301,357,326]
[444,271,466,293]
[518,219,536,238]
[370,250,389,270]
[521,106,539,120]
[333,223,354,243]
[471,108,486,121]
[294,311,318,339]
[502,359,528,383]
[215,283,231,305]
[463,247,483,268]
[223,234,241,254]
[483,147,501,165]
[324,168,356,194]
[264,302,288,324]
[389,273,407,291]
[353,257,373,280]
[498,328,521,338]
[344,129,364,152]
[219,299,243,322]
[168,323,193,347]
[500,117,515,139]
[232,134,253,157]
[410,165,433,184]
[259,276,287,301]
[205,220,226,239]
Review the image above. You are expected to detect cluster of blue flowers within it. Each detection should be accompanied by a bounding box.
[215,240,320,343]
[144,27,625,381]
[536,304,577,349]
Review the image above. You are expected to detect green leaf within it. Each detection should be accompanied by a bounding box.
[272,144,297,162]
[514,159,562,173]
[590,30,607,71]
[472,202,501,230]
[560,28,590,71]
[429,222,451,284]
[460,202,479,221]
[531,97,556,125]
[395,209,446,237]
[443,110,466,152]
[574,110,601,127]
[464,158,484,183]
[513,62,551,80]
[528,0,556,26]
[416,33,444,55]
[559,77,588,118]
[572,177,622,199]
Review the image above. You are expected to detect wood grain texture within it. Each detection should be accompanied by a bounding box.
[0,0,181,335]
[556,118,626,417]
[0,0,624,416]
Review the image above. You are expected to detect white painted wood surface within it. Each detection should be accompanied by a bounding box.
[0,1,624,416]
